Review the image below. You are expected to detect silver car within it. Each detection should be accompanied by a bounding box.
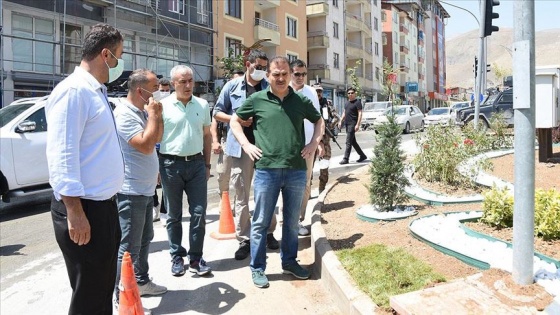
[373,105,425,134]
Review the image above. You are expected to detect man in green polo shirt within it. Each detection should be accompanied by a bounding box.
[230,56,324,288]
[159,65,212,277]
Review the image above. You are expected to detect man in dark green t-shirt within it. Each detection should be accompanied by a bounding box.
[230,56,324,289]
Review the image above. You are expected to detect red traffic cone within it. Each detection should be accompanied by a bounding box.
[210,191,236,240]
[119,251,144,315]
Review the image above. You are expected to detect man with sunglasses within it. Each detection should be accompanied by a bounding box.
[289,59,323,236]
[213,50,279,261]
[338,87,368,164]
[112,69,167,308]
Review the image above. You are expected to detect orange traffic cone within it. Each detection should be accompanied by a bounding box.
[210,191,236,240]
[119,251,144,315]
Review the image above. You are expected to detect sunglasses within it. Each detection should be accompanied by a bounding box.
[347,92,355,95]
[254,64,267,71]
[293,72,307,77]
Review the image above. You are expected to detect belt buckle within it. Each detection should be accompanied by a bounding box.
[185,155,193,161]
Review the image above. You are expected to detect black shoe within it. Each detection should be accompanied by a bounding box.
[234,241,251,260]
[356,156,367,163]
[171,256,185,276]
[266,233,279,250]
[339,159,349,165]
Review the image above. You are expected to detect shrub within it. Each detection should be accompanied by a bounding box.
[488,112,514,149]
[368,114,409,211]
[481,186,560,240]
[552,126,560,143]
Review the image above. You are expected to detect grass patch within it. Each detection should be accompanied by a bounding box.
[337,244,446,310]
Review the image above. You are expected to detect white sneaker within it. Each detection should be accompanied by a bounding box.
[153,205,161,222]
[298,223,309,236]
[113,297,152,315]
[160,213,168,227]
[137,280,167,296]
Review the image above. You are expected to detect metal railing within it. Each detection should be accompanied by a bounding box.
[254,18,279,31]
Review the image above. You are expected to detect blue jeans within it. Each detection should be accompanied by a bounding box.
[115,194,154,287]
[250,168,307,272]
[159,157,207,260]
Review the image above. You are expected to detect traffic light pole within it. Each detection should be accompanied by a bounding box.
[474,0,486,129]
[512,0,535,286]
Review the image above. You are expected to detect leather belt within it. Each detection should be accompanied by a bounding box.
[159,152,203,161]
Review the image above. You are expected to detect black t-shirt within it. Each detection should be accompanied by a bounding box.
[244,81,263,144]
[343,99,362,125]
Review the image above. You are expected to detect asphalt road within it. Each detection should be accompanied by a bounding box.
[0,129,416,287]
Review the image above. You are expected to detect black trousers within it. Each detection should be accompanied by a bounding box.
[51,196,121,315]
[343,123,366,160]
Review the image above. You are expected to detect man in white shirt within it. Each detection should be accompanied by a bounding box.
[113,69,167,305]
[46,24,125,314]
[289,59,323,236]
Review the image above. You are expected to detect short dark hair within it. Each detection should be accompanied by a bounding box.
[347,87,357,94]
[268,56,291,71]
[127,69,156,91]
[158,78,170,86]
[246,49,268,64]
[290,59,307,69]
[82,24,123,61]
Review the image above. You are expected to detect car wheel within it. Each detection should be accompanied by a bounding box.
[374,129,379,134]
[0,171,8,196]
[404,122,411,134]
[420,121,425,132]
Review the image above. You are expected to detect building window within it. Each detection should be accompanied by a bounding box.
[196,0,209,25]
[393,31,398,42]
[373,0,378,6]
[225,0,241,19]
[170,0,185,15]
[61,23,83,73]
[287,17,297,38]
[226,37,242,57]
[12,14,54,73]
[376,67,380,80]
[382,11,386,22]
[333,53,339,69]
[382,33,387,45]
[333,22,339,39]
[374,42,379,56]
[287,54,298,63]
[332,0,338,8]
[374,17,378,31]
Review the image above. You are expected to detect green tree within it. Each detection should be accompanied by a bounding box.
[216,48,244,81]
[346,59,362,98]
[491,63,511,88]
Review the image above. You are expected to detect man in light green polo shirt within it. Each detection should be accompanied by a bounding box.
[158,65,213,277]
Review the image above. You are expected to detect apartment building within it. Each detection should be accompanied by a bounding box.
[213,0,307,82]
[381,0,448,110]
[0,0,215,106]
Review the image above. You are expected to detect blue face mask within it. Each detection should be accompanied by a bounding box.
[105,50,124,83]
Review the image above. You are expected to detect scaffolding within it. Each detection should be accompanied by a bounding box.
[0,0,217,107]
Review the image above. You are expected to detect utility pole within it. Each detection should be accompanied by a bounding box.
[512,0,535,286]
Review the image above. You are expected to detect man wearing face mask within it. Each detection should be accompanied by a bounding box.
[112,69,166,308]
[213,49,279,261]
[46,24,125,314]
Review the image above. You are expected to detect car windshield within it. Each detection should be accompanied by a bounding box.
[452,103,468,110]
[363,103,388,111]
[0,103,35,128]
[483,94,499,106]
[384,107,406,116]
[427,108,449,115]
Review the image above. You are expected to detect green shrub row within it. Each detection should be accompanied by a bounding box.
[481,186,560,240]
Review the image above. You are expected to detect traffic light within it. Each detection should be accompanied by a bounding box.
[473,56,478,78]
[483,0,500,37]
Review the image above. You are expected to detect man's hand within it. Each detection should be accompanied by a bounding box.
[316,142,324,158]
[240,117,253,128]
[241,143,262,161]
[146,97,162,118]
[62,197,91,246]
[354,124,360,132]
[301,142,319,160]
[212,141,222,154]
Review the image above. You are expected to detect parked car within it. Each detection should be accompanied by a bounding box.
[373,105,425,134]
[0,96,51,202]
[424,107,452,126]
[360,101,392,130]
[450,101,470,116]
[0,96,122,202]
[455,88,514,130]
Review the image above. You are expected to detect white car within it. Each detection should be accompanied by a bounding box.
[423,107,453,126]
[360,101,392,130]
[373,105,425,134]
[0,96,51,202]
[0,96,121,202]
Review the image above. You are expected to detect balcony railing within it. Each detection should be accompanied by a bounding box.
[307,32,329,49]
[306,1,329,17]
[400,44,409,54]
[399,24,409,35]
[254,18,279,31]
[254,18,280,46]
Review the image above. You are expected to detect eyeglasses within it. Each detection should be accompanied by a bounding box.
[293,72,307,77]
[347,92,355,95]
[253,64,267,71]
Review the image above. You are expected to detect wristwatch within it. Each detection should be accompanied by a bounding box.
[205,164,212,169]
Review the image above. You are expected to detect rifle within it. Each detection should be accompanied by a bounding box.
[325,126,341,149]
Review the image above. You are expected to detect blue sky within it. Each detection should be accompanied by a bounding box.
[441,0,560,39]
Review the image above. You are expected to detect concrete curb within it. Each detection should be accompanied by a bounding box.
[311,168,379,315]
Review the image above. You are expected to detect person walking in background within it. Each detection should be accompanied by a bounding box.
[213,50,279,261]
[159,65,212,277]
[211,70,245,198]
[230,56,324,288]
[313,85,340,194]
[338,87,367,165]
[113,69,167,308]
[46,23,125,314]
[152,77,172,225]
[288,59,323,237]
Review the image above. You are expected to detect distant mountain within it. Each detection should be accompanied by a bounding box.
[445,28,560,88]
